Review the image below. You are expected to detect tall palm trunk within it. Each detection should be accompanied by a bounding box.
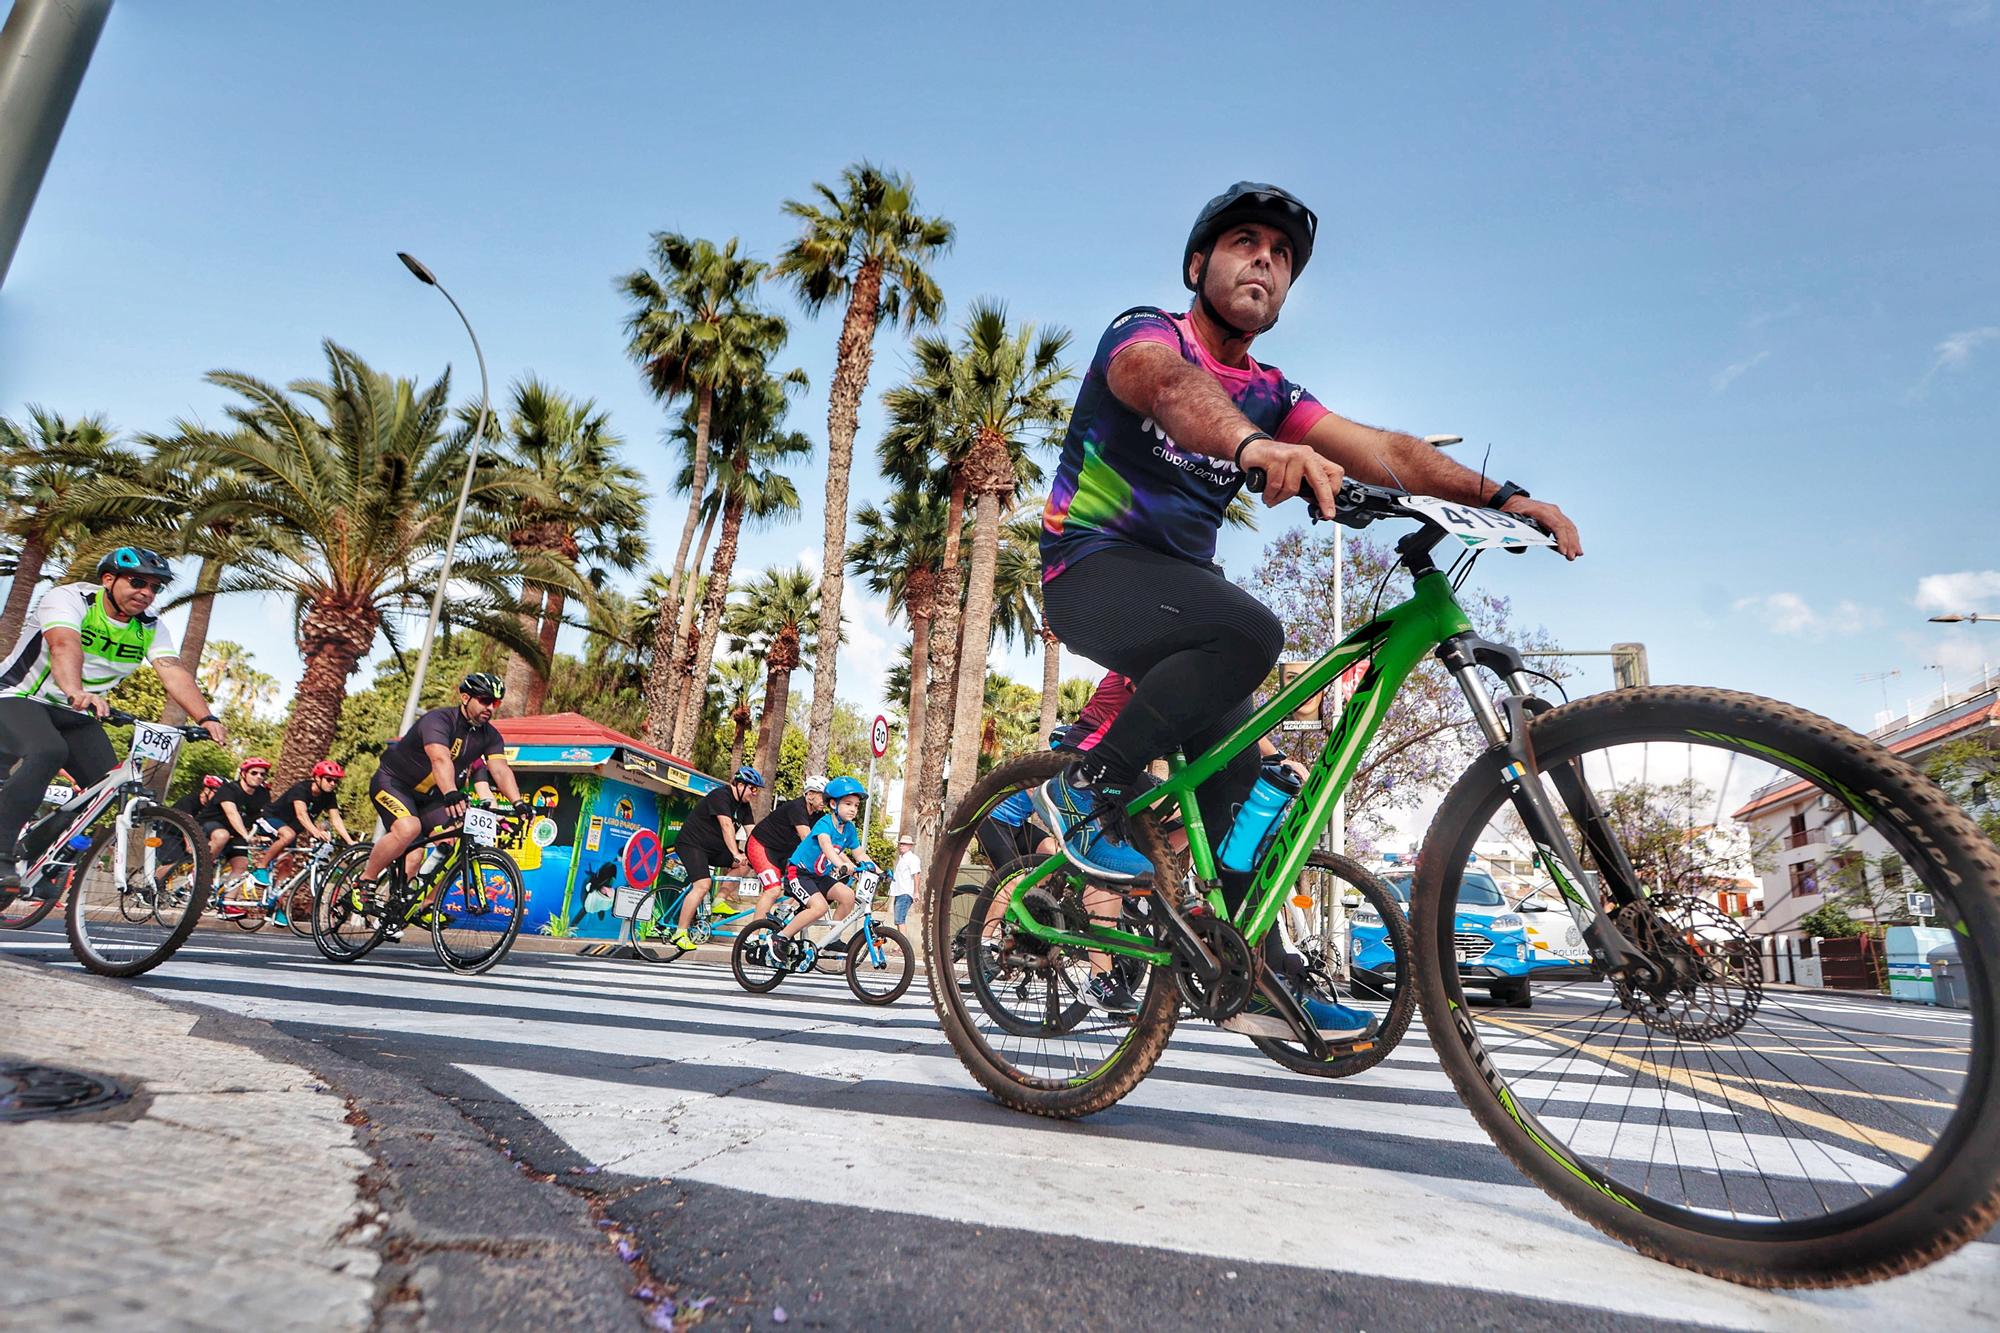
[752,652,796,821]
[804,259,884,777]
[894,566,936,838]
[526,588,565,714]
[645,386,714,743]
[672,490,746,755]
[727,710,751,775]
[0,534,50,650]
[946,487,1007,805]
[277,601,379,789]
[1038,623,1061,742]
[162,556,224,726]
[499,583,545,719]
[911,471,970,864]
[660,500,719,730]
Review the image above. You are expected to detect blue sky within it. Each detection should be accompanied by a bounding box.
[2,1,1997,739]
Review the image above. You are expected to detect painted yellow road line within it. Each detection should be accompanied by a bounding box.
[1478,1014,1933,1163]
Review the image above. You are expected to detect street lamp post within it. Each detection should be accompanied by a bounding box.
[1929,614,2000,625]
[396,251,492,735]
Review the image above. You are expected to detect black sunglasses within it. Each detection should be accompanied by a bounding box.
[467,694,499,705]
[121,576,168,594]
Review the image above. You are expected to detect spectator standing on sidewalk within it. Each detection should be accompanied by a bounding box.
[890,834,920,927]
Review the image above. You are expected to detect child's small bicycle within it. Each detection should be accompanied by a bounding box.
[729,869,914,1005]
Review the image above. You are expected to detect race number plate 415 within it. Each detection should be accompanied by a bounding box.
[1400,496,1557,550]
[128,722,182,764]
[462,806,501,847]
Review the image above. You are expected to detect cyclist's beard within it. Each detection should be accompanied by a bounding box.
[1195,252,1278,339]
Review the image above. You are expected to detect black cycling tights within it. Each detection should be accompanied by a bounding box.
[0,698,117,857]
[1043,544,1284,899]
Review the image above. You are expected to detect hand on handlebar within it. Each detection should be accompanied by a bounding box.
[200,717,229,745]
[1239,439,1344,518]
[1500,496,1583,560]
[66,689,110,718]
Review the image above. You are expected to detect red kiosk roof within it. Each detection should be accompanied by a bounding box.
[493,712,699,772]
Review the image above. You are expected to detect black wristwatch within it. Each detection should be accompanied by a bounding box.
[1233,430,1274,468]
[197,714,220,725]
[1488,481,1530,510]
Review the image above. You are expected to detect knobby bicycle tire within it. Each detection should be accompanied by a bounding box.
[1250,851,1417,1079]
[1411,685,2000,1289]
[65,804,212,978]
[924,749,1179,1120]
[846,923,914,1005]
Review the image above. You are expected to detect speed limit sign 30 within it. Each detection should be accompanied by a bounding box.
[871,714,890,758]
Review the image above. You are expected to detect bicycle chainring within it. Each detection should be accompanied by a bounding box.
[1610,893,1762,1041]
[1172,913,1258,1022]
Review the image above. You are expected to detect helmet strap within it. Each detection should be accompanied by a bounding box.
[1192,250,1278,343]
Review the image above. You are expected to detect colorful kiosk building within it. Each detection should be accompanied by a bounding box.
[490,713,723,942]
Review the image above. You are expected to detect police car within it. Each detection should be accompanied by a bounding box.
[1352,867,1537,1007]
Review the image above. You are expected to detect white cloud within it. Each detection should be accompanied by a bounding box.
[1915,569,2000,616]
[1732,592,1878,638]
[1711,350,1770,393]
[1915,325,2000,394]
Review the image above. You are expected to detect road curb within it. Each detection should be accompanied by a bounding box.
[5,955,650,1330]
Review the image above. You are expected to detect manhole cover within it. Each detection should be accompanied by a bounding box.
[0,1061,130,1122]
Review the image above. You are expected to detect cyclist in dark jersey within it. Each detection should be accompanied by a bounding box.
[204,757,271,873]
[1035,182,1582,1042]
[665,765,764,951]
[249,760,354,885]
[355,672,525,920]
[746,774,825,918]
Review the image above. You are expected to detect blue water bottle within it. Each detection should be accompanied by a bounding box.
[1217,762,1304,873]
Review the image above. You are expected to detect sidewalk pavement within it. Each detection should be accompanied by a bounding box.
[0,957,646,1330]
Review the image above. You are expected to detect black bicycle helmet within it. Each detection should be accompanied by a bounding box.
[95,546,174,584]
[1182,181,1318,292]
[460,670,506,700]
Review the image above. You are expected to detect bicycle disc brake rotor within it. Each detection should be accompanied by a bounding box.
[1609,893,1762,1041]
[1172,913,1258,1022]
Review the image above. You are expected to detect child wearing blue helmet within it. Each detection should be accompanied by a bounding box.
[773,775,877,963]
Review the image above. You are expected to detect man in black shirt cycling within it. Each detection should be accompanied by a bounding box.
[356,672,525,924]
[745,773,825,919]
[665,764,764,952]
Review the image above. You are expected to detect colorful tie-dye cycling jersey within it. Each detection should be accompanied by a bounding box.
[1041,307,1327,580]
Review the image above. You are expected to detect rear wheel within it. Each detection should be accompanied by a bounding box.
[65,804,211,977]
[1413,686,2000,1288]
[923,749,1178,1120]
[432,849,525,975]
[846,923,914,1004]
[1250,852,1416,1079]
[731,917,788,992]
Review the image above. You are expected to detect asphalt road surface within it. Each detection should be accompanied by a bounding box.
[5,925,1995,1331]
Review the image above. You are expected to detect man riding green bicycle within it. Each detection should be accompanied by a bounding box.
[1034,181,1581,1040]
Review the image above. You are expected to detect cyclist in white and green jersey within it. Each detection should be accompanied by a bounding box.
[0,547,228,888]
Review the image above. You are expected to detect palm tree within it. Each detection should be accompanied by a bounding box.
[714,654,762,775]
[847,478,958,837]
[773,162,954,778]
[723,566,823,817]
[180,341,563,787]
[904,303,1072,858]
[0,408,141,646]
[620,233,791,742]
[671,376,811,754]
[491,377,647,717]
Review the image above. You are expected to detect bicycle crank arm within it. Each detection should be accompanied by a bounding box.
[1254,974,1333,1062]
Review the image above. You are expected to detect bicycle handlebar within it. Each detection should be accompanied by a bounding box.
[1240,467,1416,529]
[94,707,213,741]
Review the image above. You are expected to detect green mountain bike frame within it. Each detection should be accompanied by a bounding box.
[960,518,1650,1048]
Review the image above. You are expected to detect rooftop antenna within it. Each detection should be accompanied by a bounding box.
[1858,669,1899,717]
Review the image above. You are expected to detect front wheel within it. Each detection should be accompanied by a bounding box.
[65,804,211,977]
[1413,685,2000,1288]
[432,849,525,975]
[846,923,913,1005]
[731,917,789,993]
[311,846,386,962]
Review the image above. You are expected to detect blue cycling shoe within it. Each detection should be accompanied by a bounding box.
[1031,768,1154,881]
[1222,986,1377,1042]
